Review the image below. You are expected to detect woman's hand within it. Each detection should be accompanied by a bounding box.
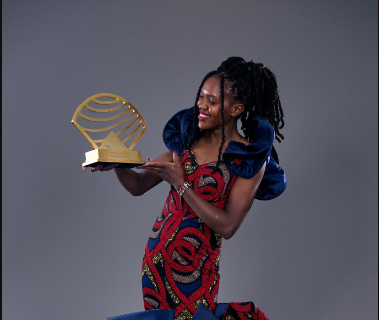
[138,151,185,190]
[82,160,115,172]
[81,149,173,196]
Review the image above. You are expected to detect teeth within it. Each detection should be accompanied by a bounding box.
[199,114,209,118]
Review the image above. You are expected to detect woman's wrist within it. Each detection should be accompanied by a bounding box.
[176,182,191,197]
[174,179,186,191]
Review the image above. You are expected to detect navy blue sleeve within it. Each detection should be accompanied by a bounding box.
[162,107,196,154]
[223,116,287,200]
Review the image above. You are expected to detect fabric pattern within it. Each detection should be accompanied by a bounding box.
[142,151,235,318]
[141,151,268,320]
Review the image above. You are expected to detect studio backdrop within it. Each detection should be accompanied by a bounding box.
[2,1,378,320]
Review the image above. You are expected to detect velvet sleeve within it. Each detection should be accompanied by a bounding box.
[223,116,287,200]
[162,107,196,154]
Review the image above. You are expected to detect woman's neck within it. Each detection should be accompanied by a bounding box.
[202,124,243,146]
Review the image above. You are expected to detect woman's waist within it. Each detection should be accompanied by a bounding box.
[144,239,221,276]
[147,213,222,263]
[164,189,228,215]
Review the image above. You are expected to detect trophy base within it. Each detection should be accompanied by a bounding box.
[83,149,146,168]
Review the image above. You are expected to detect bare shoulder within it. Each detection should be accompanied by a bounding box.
[233,134,250,146]
[228,162,266,203]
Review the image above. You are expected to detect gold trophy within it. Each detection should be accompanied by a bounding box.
[72,93,147,168]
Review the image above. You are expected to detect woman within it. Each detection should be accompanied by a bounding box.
[88,57,286,320]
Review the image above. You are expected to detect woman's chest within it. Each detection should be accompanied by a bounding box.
[189,141,224,165]
[180,151,237,203]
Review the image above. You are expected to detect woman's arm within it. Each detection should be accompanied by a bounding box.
[142,152,266,239]
[181,165,265,239]
[84,149,174,196]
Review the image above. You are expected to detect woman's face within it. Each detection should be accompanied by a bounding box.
[197,76,243,131]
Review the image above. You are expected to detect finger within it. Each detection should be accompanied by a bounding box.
[99,164,110,171]
[140,166,162,172]
[101,164,115,171]
[173,150,179,164]
[82,166,87,171]
[91,164,103,172]
[143,162,168,168]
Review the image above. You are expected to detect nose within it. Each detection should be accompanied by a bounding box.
[197,99,208,110]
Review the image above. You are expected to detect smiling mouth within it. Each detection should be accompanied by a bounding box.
[198,113,210,119]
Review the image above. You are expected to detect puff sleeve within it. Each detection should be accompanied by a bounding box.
[223,116,287,200]
[162,107,197,153]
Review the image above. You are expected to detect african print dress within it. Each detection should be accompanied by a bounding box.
[108,108,286,320]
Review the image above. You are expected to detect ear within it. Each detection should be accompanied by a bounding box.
[231,103,244,118]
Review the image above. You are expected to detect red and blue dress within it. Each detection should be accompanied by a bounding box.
[108,108,286,320]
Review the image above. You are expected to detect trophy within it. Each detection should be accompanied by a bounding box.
[72,93,147,168]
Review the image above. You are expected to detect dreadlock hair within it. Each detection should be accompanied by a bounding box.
[187,70,217,165]
[187,57,285,171]
[214,74,226,170]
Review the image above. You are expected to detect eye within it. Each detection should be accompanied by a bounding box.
[209,99,216,105]
[199,95,204,99]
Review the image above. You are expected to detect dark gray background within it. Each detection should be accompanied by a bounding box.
[2,0,378,319]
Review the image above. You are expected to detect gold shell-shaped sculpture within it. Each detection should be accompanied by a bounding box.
[71,93,147,151]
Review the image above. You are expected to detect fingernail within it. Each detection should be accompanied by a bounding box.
[174,150,177,154]
[110,164,115,169]
[98,165,103,169]
[136,166,142,169]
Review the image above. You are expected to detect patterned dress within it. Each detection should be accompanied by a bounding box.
[142,150,268,320]
[107,108,286,320]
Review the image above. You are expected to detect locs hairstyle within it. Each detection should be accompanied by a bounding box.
[187,56,285,171]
